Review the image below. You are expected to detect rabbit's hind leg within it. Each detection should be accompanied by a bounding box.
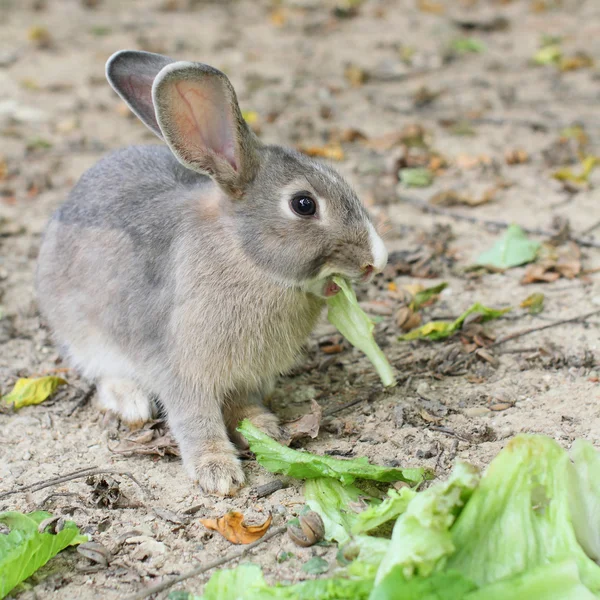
[224,390,283,449]
[96,378,155,429]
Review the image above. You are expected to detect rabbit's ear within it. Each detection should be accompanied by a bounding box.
[106,50,175,139]
[152,62,260,197]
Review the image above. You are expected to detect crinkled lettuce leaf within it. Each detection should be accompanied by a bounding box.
[0,511,86,599]
[327,276,396,387]
[447,434,600,592]
[464,560,598,600]
[370,567,476,600]
[376,462,480,584]
[238,421,429,485]
[569,439,600,561]
[305,478,373,545]
[353,487,416,536]
[193,563,374,600]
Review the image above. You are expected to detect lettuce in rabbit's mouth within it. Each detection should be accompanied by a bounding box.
[326,276,396,387]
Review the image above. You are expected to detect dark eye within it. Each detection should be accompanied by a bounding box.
[290,194,317,217]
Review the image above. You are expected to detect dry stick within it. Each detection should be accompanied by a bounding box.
[66,384,96,417]
[124,525,288,600]
[399,194,600,249]
[0,467,151,501]
[580,219,600,237]
[492,309,600,347]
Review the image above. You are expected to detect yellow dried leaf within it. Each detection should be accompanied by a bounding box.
[298,144,345,161]
[200,511,272,545]
[403,283,425,297]
[553,156,599,184]
[344,64,368,87]
[242,110,259,125]
[2,376,67,410]
[269,7,287,26]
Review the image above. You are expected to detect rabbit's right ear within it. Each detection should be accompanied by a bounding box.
[106,50,175,139]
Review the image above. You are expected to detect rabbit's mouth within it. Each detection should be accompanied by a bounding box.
[323,279,341,297]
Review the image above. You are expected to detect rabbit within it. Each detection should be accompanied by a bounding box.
[36,50,388,495]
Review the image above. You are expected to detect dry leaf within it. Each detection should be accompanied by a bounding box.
[505,149,529,165]
[110,420,180,457]
[429,189,495,207]
[344,63,368,87]
[418,0,445,13]
[521,243,581,284]
[298,143,344,161]
[283,399,323,444]
[269,7,287,26]
[455,153,492,169]
[2,376,67,410]
[200,511,272,544]
[27,26,52,48]
[559,53,594,72]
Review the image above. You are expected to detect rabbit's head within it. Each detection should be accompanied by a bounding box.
[107,50,387,297]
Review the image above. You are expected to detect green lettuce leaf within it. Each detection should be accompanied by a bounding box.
[353,487,416,535]
[399,303,510,341]
[193,563,374,599]
[370,567,476,600]
[0,511,86,598]
[305,478,373,544]
[569,439,600,561]
[475,224,540,270]
[375,462,480,584]
[238,421,429,485]
[447,434,600,592]
[464,560,597,600]
[327,277,396,387]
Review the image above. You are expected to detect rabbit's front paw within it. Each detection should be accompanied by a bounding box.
[193,452,245,496]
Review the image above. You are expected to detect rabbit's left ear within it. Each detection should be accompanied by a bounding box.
[152,61,261,197]
[106,49,174,139]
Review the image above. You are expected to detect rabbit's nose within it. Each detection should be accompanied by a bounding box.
[361,264,375,281]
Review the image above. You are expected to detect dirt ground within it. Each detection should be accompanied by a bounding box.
[1,0,600,598]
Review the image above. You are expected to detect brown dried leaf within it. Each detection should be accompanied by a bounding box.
[521,243,581,284]
[344,63,368,87]
[110,421,180,457]
[429,189,495,207]
[283,399,322,444]
[200,511,272,545]
[504,149,529,165]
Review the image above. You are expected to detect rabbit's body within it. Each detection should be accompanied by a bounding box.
[36,51,388,494]
[38,145,322,395]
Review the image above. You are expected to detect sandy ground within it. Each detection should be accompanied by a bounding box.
[1,0,600,598]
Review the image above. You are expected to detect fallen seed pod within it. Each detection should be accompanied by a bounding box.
[77,541,111,567]
[38,516,65,534]
[287,510,325,547]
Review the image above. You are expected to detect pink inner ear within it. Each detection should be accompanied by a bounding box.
[171,81,238,171]
[121,74,158,127]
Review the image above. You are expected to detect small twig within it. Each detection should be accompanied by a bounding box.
[429,425,470,443]
[0,467,151,500]
[492,309,600,347]
[66,385,96,417]
[251,480,286,499]
[400,194,600,249]
[124,525,288,600]
[580,219,600,237]
[38,491,86,509]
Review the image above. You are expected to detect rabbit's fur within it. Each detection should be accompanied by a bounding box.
[36,50,388,495]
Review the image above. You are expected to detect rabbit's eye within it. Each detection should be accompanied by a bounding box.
[290,194,317,217]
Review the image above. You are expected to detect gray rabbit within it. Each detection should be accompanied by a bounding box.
[36,50,388,495]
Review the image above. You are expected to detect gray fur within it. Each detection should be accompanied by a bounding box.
[36,51,387,495]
